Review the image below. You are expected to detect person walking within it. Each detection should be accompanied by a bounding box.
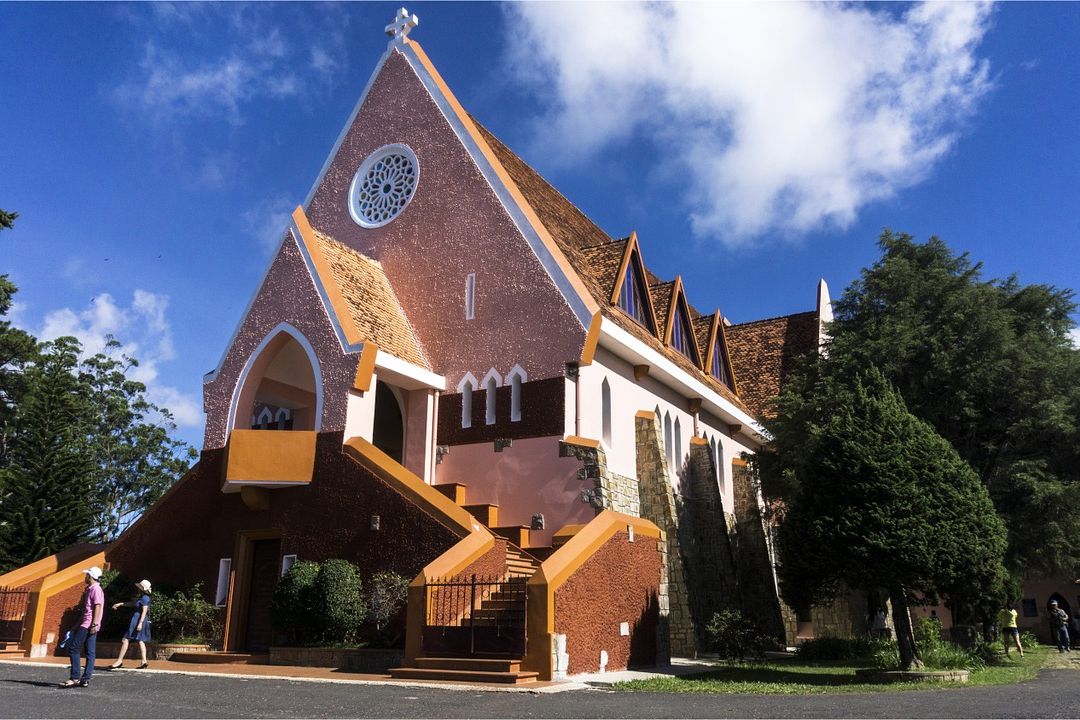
[108,580,152,670]
[58,566,104,688]
[1048,600,1070,653]
[998,604,1024,658]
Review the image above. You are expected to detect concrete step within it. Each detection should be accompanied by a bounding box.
[463,504,499,527]
[492,526,530,547]
[434,482,468,505]
[415,657,521,673]
[388,666,538,684]
[169,652,268,665]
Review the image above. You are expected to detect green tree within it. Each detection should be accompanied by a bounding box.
[821,231,1080,576]
[770,370,1007,670]
[79,342,196,540]
[0,338,96,569]
[0,209,17,232]
[0,209,37,467]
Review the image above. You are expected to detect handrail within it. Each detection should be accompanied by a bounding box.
[21,550,108,653]
[0,544,105,590]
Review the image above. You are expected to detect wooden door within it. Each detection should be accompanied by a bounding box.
[243,538,281,652]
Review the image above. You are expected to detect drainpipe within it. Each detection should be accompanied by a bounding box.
[570,363,582,437]
[429,390,440,484]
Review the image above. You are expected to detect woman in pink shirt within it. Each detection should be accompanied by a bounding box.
[58,566,104,688]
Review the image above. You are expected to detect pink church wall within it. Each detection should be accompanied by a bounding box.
[433,435,594,547]
[306,50,586,389]
[202,232,360,450]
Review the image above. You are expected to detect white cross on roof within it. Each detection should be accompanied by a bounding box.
[385,8,419,46]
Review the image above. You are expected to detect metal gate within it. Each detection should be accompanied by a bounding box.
[0,587,30,643]
[421,574,526,657]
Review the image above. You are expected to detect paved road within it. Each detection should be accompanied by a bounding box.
[2,663,1079,718]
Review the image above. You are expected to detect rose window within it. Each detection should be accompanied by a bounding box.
[348,144,419,228]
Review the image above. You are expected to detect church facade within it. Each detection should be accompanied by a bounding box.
[2,11,839,681]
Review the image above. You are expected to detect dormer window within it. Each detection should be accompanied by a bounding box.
[671,304,697,362]
[618,261,654,332]
[710,340,729,385]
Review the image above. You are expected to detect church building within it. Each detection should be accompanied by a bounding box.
[1,10,836,682]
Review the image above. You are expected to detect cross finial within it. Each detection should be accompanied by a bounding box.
[385,8,418,46]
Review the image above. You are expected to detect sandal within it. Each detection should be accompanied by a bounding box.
[58,679,80,688]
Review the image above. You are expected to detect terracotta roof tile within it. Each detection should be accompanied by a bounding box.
[473,120,749,414]
[312,230,431,369]
[725,312,818,420]
[650,282,675,339]
[693,315,713,361]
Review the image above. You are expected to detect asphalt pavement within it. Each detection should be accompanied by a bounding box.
[2,661,1079,719]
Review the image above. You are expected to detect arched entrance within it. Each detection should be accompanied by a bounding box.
[372,380,405,464]
[232,325,321,433]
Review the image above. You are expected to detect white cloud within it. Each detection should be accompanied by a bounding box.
[241,194,295,255]
[1069,327,1080,348]
[113,6,350,128]
[505,2,993,244]
[35,291,202,429]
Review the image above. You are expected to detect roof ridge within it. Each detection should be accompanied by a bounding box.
[729,310,817,329]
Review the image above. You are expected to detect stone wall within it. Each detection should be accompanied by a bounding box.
[729,459,787,643]
[677,440,741,647]
[559,440,640,517]
[634,414,695,657]
[779,590,869,644]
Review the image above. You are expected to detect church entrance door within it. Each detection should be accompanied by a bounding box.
[242,538,281,652]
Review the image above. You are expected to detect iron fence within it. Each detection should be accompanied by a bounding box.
[421,574,526,657]
[0,587,30,643]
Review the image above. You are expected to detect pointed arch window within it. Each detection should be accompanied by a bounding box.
[671,304,698,363]
[664,412,673,467]
[710,340,729,385]
[601,378,612,448]
[673,417,682,470]
[486,376,498,425]
[461,380,474,429]
[617,258,655,332]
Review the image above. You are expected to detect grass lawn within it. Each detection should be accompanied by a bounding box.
[615,646,1050,695]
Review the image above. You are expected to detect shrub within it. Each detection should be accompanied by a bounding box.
[796,635,891,662]
[149,583,220,645]
[922,642,987,671]
[913,616,943,650]
[365,571,410,647]
[312,559,366,644]
[272,560,320,645]
[705,609,776,660]
[871,643,901,670]
[1020,631,1040,649]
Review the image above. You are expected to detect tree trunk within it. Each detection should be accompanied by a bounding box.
[889,586,924,670]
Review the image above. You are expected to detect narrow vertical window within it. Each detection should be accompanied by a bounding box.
[510,373,522,422]
[461,381,473,428]
[215,558,232,607]
[711,340,729,386]
[664,412,673,467]
[671,304,699,363]
[617,260,654,332]
[601,378,612,447]
[674,418,682,469]
[465,273,476,320]
[486,376,498,425]
[280,554,297,577]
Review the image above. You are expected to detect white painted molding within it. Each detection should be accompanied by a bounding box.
[502,364,528,385]
[456,371,478,393]
[481,367,503,388]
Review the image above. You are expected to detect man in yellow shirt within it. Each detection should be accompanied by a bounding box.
[998,605,1024,658]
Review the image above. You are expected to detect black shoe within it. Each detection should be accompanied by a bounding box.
[77,680,90,688]
[135,663,148,670]
[58,679,79,688]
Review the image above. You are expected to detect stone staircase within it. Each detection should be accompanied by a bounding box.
[0,641,24,658]
[387,481,548,684]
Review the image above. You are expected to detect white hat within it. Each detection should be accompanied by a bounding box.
[136,579,152,593]
[83,566,103,580]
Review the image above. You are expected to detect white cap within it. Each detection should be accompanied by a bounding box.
[83,566,103,580]
[136,579,152,593]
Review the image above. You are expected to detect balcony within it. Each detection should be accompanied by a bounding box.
[223,430,318,493]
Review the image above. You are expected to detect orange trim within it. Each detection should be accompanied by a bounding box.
[405,41,600,323]
[563,435,600,449]
[291,206,364,347]
[635,409,657,420]
[663,276,703,368]
[579,312,602,366]
[342,437,478,537]
[22,550,108,653]
[732,456,749,467]
[0,544,104,590]
[690,436,709,447]
[223,430,318,488]
[551,523,587,546]
[224,529,281,652]
[353,342,378,392]
[523,511,662,680]
[608,232,660,335]
[717,319,740,397]
[704,310,740,396]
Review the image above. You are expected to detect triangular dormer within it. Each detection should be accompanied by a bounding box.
[609,232,658,334]
[664,277,702,367]
[703,311,738,393]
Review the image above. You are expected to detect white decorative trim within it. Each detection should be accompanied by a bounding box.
[456,371,479,393]
[226,322,325,435]
[374,349,445,391]
[481,367,503,388]
[465,273,476,321]
[398,43,594,328]
[597,316,766,442]
[347,143,420,228]
[502,364,527,385]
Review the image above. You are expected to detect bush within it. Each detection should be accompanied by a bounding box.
[313,560,366,644]
[272,561,320,645]
[149,583,220,645]
[796,635,891,662]
[365,571,410,647]
[913,616,943,649]
[705,609,776,660]
[1020,631,1040,649]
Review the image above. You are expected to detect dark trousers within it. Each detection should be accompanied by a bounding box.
[68,626,96,681]
[1054,625,1070,652]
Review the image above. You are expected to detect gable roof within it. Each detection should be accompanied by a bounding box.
[724,311,818,420]
[473,119,749,414]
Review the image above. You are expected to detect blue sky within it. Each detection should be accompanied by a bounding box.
[1,2,1078,449]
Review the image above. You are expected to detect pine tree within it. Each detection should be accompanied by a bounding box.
[0,338,97,570]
